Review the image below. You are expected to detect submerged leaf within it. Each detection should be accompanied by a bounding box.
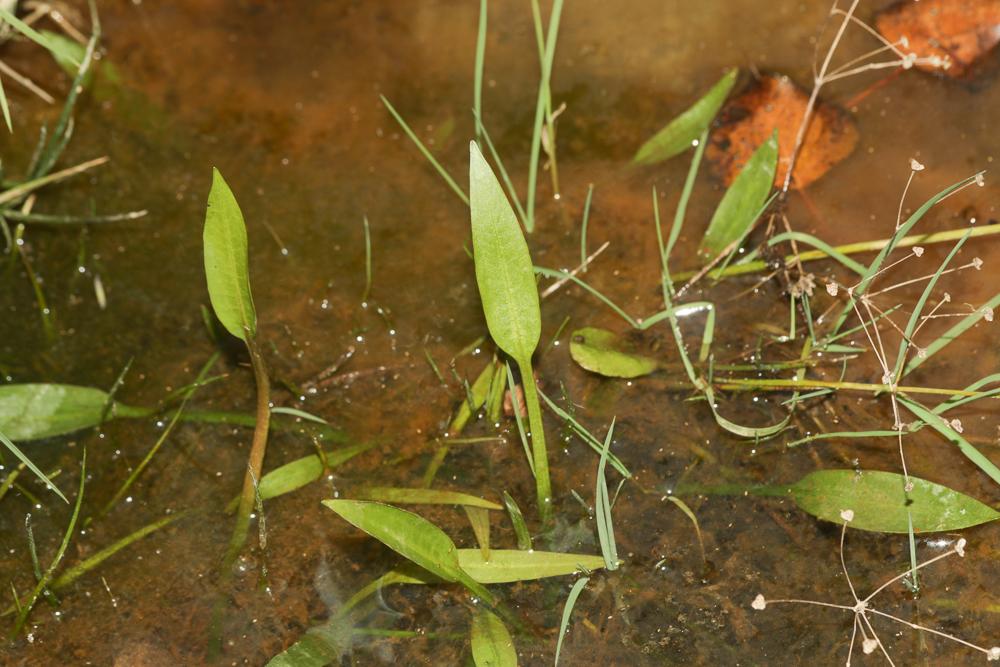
[876,0,1000,78]
[706,74,858,189]
[204,168,257,341]
[633,69,737,165]
[469,142,540,363]
[789,469,1000,533]
[226,443,373,511]
[700,130,777,256]
[569,327,659,379]
[471,609,517,667]
[0,383,109,441]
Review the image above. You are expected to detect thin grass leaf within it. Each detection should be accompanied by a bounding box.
[595,419,618,571]
[538,388,631,478]
[633,69,737,166]
[786,429,901,448]
[767,230,868,275]
[665,496,706,564]
[361,215,372,303]
[932,373,1000,415]
[464,505,492,560]
[271,406,329,425]
[0,8,80,66]
[382,95,468,205]
[204,168,257,341]
[700,130,777,256]
[0,429,65,502]
[0,74,10,133]
[473,0,488,140]
[904,291,1000,376]
[828,173,984,337]
[569,327,659,378]
[449,359,495,435]
[900,397,1000,487]
[359,487,502,510]
[525,0,564,232]
[14,452,85,635]
[554,576,589,666]
[471,608,516,667]
[501,491,532,550]
[893,231,969,378]
[906,510,919,593]
[580,184,594,269]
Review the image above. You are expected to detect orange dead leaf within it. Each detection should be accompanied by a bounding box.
[876,0,1000,78]
[706,74,859,190]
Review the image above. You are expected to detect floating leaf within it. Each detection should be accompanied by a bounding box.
[358,487,502,510]
[469,141,540,363]
[876,0,1000,78]
[569,327,659,379]
[788,470,1000,533]
[706,74,858,189]
[457,549,606,583]
[633,69,737,166]
[471,609,517,667]
[204,168,257,341]
[701,130,777,256]
[0,383,110,441]
[226,443,373,511]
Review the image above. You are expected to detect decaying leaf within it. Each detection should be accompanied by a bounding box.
[876,0,1000,78]
[706,74,859,189]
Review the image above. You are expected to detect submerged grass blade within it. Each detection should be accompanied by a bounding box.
[382,95,468,206]
[900,397,1000,487]
[0,429,66,502]
[904,291,1000,377]
[555,576,590,666]
[595,419,619,571]
[501,491,532,550]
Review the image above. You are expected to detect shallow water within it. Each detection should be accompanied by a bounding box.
[2,0,1000,664]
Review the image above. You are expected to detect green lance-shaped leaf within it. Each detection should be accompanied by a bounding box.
[633,69,737,166]
[471,609,517,667]
[457,549,607,583]
[0,383,113,441]
[700,129,777,256]
[569,327,659,379]
[322,499,494,603]
[469,141,541,362]
[204,168,257,341]
[470,140,551,521]
[789,470,1000,534]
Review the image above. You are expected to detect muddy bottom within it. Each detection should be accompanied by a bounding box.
[2,1,1000,665]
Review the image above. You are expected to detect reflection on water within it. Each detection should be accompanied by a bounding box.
[1,0,999,664]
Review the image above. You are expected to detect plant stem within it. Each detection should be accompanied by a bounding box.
[516,356,551,523]
[223,335,272,567]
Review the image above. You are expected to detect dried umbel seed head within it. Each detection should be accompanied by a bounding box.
[973,257,984,270]
[976,173,986,187]
[956,538,967,558]
[826,282,839,297]
[840,509,855,522]
[912,246,925,257]
[863,638,879,654]
[988,646,1000,661]
[910,158,925,171]
[983,307,995,323]
[751,594,767,610]
[902,52,917,69]
[950,419,964,434]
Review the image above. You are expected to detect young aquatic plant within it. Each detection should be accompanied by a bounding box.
[468,141,552,522]
[751,510,1000,663]
[202,168,272,566]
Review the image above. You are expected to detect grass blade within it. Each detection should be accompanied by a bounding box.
[525,0,564,232]
[0,429,65,502]
[554,576,590,666]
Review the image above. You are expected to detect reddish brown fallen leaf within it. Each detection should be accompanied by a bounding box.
[706,74,859,190]
[876,0,1000,78]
